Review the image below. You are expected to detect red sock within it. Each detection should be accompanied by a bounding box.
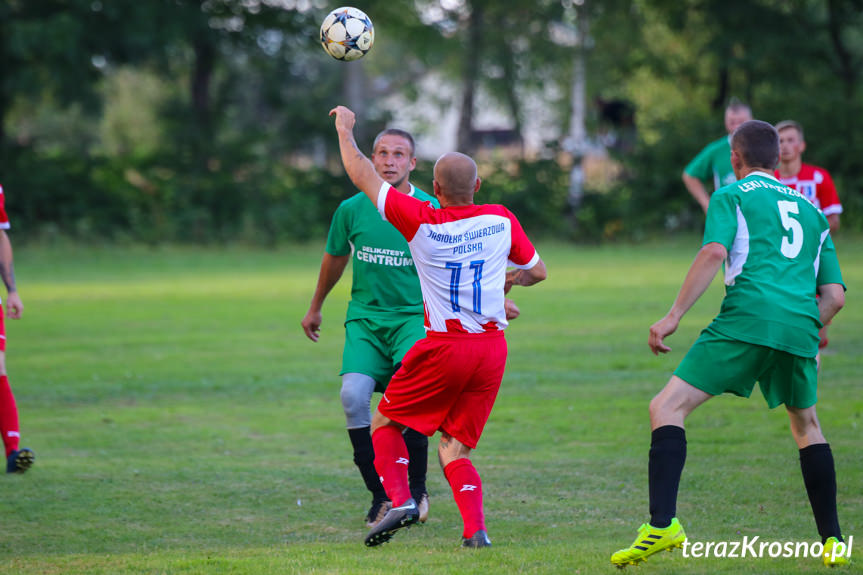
[371,425,412,507]
[444,458,486,538]
[0,375,20,457]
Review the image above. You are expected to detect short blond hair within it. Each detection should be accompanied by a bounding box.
[775,120,804,139]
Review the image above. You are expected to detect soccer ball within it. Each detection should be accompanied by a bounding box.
[320,7,374,62]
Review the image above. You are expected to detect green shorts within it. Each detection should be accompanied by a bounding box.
[675,327,818,409]
[342,315,427,392]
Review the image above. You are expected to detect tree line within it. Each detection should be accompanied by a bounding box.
[1,0,860,244]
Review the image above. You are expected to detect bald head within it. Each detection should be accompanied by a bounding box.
[433,152,479,204]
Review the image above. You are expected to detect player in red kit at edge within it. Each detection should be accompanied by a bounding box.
[329,106,547,548]
[0,184,34,473]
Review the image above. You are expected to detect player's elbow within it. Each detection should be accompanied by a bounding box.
[827,288,845,313]
[529,259,548,284]
[819,284,845,315]
[835,291,846,312]
[700,242,727,263]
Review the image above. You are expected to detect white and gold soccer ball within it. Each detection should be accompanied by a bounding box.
[320,7,374,62]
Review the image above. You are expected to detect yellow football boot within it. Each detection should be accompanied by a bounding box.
[823,536,851,567]
[611,518,687,568]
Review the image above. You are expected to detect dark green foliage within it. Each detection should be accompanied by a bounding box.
[3,144,354,245]
[1,0,862,243]
[477,160,573,237]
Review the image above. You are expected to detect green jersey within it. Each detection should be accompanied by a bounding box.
[684,136,737,191]
[703,171,845,357]
[326,185,439,321]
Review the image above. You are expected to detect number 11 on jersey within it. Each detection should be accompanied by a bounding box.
[446,260,485,313]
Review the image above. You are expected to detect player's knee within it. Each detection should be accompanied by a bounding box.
[795,413,821,434]
[340,374,375,428]
[648,394,666,422]
[787,406,822,437]
[341,393,371,428]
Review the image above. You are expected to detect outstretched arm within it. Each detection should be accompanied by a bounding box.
[329,106,385,206]
[649,241,726,355]
[301,252,351,342]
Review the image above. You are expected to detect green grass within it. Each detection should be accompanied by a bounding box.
[0,236,860,574]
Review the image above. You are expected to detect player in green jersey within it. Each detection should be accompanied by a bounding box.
[302,128,437,528]
[682,99,752,213]
[612,120,848,568]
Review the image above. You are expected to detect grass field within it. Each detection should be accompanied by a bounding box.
[0,236,860,574]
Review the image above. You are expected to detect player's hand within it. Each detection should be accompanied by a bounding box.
[504,298,520,320]
[329,106,356,134]
[5,292,23,320]
[504,269,519,294]
[301,309,322,342]
[648,314,679,355]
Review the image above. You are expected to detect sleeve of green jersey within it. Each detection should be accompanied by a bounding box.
[684,143,715,181]
[701,190,737,249]
[817,235,846,289]
[325,202,351,257]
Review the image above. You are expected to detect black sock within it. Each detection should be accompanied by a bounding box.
[799,443,842,543]
[648,425,687,529]
[347,427,387,503]
[403,427,428,498]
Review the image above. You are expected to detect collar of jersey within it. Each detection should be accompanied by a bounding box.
[748,170,779,181]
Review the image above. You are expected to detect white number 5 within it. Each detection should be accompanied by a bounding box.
[778,200,803,258]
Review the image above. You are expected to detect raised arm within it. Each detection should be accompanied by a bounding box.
[329,106,385,206]
[301,252,351,342]
[649,241,726,355]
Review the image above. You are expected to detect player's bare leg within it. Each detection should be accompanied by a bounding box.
[438,432,490,548]
[648,375,713,430]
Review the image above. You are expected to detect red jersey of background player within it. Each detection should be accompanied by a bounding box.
[774,164,843,217]
[0,185,10,230]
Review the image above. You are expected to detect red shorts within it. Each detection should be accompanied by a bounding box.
[378,330,507,449]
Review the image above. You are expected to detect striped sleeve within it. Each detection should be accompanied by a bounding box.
[379,183,429,241]
[505,207,539,268]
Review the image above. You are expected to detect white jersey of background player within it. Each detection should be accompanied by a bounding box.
[377,183,539,333]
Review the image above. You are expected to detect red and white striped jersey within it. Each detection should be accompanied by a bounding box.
[0,185,9,229]
[775,163,842,216]
[377,183,539,334]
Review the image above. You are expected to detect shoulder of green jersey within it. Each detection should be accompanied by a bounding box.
[408,184,439,207]
[707,136,730,151]
[736,172,805,197]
